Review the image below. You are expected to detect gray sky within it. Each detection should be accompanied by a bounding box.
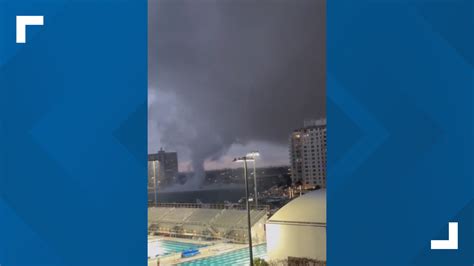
[148,0,326,172]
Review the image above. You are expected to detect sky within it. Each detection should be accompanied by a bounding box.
[148,0,326,173]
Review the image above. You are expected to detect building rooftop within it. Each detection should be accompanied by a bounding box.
[268,189,326,224]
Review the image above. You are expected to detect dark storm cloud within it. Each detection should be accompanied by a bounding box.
[148,0,325,174]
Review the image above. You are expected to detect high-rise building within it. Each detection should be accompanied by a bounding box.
[148,160,162,188]
[289,119,327,188]
[148,148,178,188]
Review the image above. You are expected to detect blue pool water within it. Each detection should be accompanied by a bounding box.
[148,240,205,257]
[178,244,267,266]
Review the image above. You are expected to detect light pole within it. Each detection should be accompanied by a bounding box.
[233,156,254,266]
[152,160,158,206]
[246,151,260,209]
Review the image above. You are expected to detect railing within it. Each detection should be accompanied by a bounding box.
[149,226,252,244]
[148,202,270,211]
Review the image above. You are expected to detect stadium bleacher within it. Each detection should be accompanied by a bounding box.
[148,205,268,243]
[213,210,246,227]
[160,208,195,223]
[148,207,173,221]
[185,209,221,225]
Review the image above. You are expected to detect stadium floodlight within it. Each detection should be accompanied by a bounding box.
[246,151,260,208]
[246,151,260,158]
[233,156,254,266]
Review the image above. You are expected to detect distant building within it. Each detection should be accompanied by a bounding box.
[148,160,162,188]
[148,148,178,188]
[289,119,327,188]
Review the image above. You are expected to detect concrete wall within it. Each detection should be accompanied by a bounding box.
[251,217,267,244]
[266,223,326,261]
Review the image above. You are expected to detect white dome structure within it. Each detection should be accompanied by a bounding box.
[265,189,326,262]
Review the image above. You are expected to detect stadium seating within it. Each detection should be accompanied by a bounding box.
[213,210,246,227]
[161,208,195,223]
[148,207,173,222]
[185,209,221,225]
[236,210,267,227]
[148,206,268,243]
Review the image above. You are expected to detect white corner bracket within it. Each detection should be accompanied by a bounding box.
[16,16,44,44]
[431,222,458,250]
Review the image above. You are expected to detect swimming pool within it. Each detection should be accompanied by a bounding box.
[178,244,267,266]
[148,239,205,258]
